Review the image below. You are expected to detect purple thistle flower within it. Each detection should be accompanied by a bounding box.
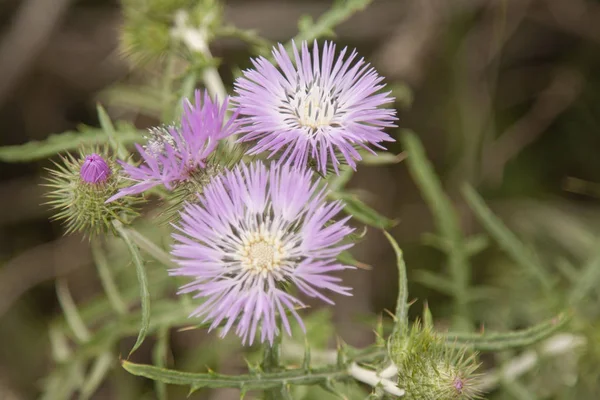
[107,90,239,202]
[80,153,111,184]
[232,40,398,174]
[170,161,355,345]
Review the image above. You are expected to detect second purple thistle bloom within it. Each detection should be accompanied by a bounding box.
[107,90,239,202]
[170,161,355,345]
[233,40,398,174]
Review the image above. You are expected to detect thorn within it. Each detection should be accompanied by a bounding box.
[383,308,396,320]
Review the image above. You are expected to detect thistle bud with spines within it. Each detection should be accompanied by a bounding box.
[388,321,482,400]
[45,148,138,236]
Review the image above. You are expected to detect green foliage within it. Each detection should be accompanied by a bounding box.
[401,130,472,330]
[122,344,383,393]
[445,313,570,351]
[113,221,151,357]
[334,192,397,229]
[461,184,554,292]
[384,231,409,336]
[1,0,589,398]
[0,124,141,162]
[289,0,373,48]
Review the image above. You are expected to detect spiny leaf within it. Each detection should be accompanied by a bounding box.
[114,221,151,357]
[0,124,142,162]
[122,361,348,390]
[383,231,409,336]
[444,313,570,351]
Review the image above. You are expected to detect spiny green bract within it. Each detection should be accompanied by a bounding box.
[160,142,246,224]
[44,149,138,237]
[389,322,482,400]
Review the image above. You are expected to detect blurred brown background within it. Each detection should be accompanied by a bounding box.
[2,0,600,398]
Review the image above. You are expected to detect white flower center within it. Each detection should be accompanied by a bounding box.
[239,232,286,275]
[281,83,340,133]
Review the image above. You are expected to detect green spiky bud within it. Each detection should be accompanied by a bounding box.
[120,0,222,65]
[44,149,138,236]
[388,322,482,400]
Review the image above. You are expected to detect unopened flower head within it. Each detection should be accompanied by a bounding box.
[80,153,111,184]
[45,149,138,236]
[170,161,355,345]
[389,322,483,400]
[233,40,398,174]
[107,90,239,202]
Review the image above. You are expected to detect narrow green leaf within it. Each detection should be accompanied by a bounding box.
[326,166,353,192]
[461,184,553,291]
[400,130,464,248]
[568,245,600,306]
[359,151,406,166]
[101,85,165,117]
[501,378,538,400]
[337,250,370,269]
[445,313,570,351]
[80,351,114,400]
[0,124,142,162]
[383,231,409,335]
[97,104,129,160]
[55,279,91,343]
[114,221,151,357]
[49,324,71,362]
[288,0,373,47]
[302,339,311,371]
[413,269,455,296]
[400,130,470,329]
[91,239,127,315]
[335,192,396,229]
[464,234,490,256]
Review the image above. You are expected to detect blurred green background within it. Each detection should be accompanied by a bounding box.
[1,0,600,398]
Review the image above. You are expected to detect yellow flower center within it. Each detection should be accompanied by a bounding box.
[240,233,285,275]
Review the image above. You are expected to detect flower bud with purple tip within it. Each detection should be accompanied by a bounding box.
[80,153,111,184]
[45,149,138,237]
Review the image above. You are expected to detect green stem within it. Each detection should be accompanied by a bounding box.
[261,321,282,399]
[125,227,177,268]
